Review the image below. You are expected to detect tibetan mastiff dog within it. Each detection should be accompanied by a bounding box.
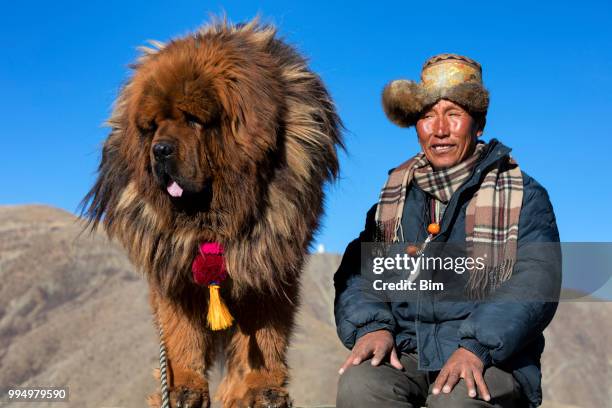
[82,18,342,408]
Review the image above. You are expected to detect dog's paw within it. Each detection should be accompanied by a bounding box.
[243,386,292,408]
[147,386,210,408]
[170,386,210,408]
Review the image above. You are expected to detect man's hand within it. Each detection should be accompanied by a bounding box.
[432,347,490,401]
[338,329,403,375]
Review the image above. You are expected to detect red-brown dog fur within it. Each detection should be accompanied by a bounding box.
[82,18,342,408]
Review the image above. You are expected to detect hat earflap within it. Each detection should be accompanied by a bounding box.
[382,80,424,128]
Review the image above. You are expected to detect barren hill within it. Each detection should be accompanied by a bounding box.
[0,205,609,407]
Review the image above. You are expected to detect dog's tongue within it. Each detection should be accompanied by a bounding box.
[167,181,184,197]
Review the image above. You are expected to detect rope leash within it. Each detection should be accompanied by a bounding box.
[158,326,170,408]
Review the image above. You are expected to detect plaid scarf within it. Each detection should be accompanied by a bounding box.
[375,141,523,296]
[413,143,486,204]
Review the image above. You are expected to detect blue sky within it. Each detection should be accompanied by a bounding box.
[1,0,611,254]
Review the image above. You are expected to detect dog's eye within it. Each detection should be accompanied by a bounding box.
[183,112,203,130]
[137,120,157,135]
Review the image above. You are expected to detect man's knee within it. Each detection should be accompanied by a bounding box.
[426,382,487,408]
[336,362,400,408]
[428,366,527,408]
[427,394,484,408]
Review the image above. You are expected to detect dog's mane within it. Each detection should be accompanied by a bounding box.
[81,18,343,300]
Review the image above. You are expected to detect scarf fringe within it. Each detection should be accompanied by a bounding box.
[467,258,515,299]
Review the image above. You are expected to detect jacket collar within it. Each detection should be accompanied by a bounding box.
[476,138,511,170]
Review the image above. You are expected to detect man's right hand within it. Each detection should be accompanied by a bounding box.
[338,329,404,374]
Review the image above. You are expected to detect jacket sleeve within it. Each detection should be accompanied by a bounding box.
[458,177,561,366]
[334,204,396,350]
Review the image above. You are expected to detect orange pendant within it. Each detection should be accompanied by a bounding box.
[406,245,419,256]
[427,223,440,235]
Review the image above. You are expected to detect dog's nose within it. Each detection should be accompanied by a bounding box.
[153,142,175,160]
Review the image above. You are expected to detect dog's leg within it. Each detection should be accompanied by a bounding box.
[147,288,213,408]
[217,295,295,408]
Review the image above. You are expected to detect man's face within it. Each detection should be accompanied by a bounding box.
[415,99,483,170]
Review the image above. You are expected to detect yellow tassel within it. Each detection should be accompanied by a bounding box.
[207,284,233,330]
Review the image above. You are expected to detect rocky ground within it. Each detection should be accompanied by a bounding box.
[0,205,609,407]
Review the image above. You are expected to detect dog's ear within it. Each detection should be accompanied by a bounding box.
[81,78,150,232]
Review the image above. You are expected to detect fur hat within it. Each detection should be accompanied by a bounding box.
[382,54,489,128]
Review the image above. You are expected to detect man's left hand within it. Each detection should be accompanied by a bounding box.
[432,347,491,401]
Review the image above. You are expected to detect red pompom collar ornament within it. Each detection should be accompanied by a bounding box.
[191,242,233,330]
[192,242,228,285]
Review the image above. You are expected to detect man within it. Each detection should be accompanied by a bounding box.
[334,54,561,408]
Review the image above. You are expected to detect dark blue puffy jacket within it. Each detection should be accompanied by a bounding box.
[334,139,561,407]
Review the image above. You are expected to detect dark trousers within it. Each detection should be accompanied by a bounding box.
[337,353,527,408]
